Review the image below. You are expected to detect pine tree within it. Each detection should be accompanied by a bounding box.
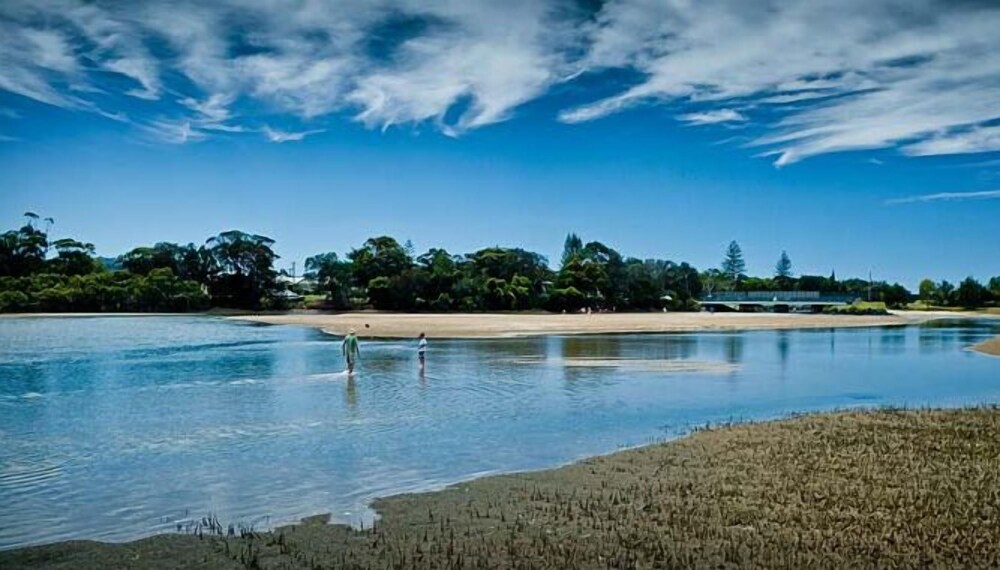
[721,241,746,285]
[561,233,583,268]
[775,251,792,279]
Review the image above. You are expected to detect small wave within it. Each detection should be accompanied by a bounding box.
[20,392,44,400]
[303,371,350,381]
[229,379,264,386]
[154,381,222,390]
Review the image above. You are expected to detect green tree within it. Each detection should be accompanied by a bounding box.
[621,260,664,310]
[304,252,353,309]
[545,286,586,312]
[0,290,30,312]
[466,247,551,310]
[936,280,955,306]
[721,241,746,289]
[0,223,49,277]
[700,269,725,296]
[577,241,625,308]
[743,277,776,291]
[878,282,912,309]
[348,236,413,288]
[48,238,99,276]
[416,249,463,310]
[206,230,279,308]
[988,276,1000,301]
[468,248,549,283]
[775,251,793,284]
[918,278,937,307]
[660,261,702,304]
[955,276,988,309]
[561,233,583,268]
[120,242,215,284]
[798,274,838,293]
[557,256,608,309]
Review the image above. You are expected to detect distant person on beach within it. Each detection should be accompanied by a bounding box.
[417,332,428,373]
[342,329,361,375]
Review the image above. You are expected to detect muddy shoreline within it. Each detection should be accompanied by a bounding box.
[5,407,1000,568]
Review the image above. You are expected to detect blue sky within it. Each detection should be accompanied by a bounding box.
[1,0,999,288]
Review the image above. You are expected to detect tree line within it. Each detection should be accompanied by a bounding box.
[303,237,997,312]
[0,213,276,313]
[2,213,998,313]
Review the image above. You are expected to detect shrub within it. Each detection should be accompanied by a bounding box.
[0,290,29,312]
[823,302,889,316]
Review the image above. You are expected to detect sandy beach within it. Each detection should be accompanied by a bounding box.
[230,310,945,338]
[6,407,1000,569]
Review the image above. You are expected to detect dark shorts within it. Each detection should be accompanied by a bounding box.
[418,352,426,362]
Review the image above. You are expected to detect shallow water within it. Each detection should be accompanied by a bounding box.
[0,316,998,549]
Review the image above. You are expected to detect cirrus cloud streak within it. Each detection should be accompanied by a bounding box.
[0,0,998,162]
[885,190,1000,205]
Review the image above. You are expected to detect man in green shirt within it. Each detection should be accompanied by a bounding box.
[342,329,361,375]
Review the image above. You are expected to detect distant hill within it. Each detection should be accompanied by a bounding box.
[98,256,122,271]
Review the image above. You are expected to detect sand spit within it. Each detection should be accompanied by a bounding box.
[972,335,1000,357]
[230,311,942,339]
[6,408,1000,568]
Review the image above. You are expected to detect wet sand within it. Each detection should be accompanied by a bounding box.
[972,336,1000,356]
[5,408,1000,569]
[231,311,940,339]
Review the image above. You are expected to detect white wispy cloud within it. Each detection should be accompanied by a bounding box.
[139,119,207,144]
[885,190,1000,205]
[262,126,323,143]
[0,0,585,142]
[677,109,746,125]
[0,0,998,162]
[902,125,1000,157]
[562,0,1000,165]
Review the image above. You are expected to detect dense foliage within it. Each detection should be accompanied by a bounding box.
[0,213,280,312]
[303,235,708,313]
[299,236,952,312]
[2,213,996,313]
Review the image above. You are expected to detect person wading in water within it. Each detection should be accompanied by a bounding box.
[342,329,361,375]
[417,332,428,374]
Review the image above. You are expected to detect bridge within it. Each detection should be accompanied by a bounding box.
[697,291,857,312]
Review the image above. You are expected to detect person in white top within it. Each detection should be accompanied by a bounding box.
[417,332,428,373]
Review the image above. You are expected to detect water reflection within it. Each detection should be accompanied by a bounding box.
[878,329,907,355]
[345,376,358,411]
[0,317,998,549]
[724,334,744,364]
[777,331,790,368]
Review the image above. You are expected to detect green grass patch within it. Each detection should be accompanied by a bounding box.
[823,301,888,315]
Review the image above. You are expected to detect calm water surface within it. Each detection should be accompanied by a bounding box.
[1,316,998,549]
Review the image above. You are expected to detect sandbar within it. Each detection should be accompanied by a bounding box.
[972,335,1000,356]
[231,310,942,339]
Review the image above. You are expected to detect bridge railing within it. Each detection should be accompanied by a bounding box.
[699,291,857,304]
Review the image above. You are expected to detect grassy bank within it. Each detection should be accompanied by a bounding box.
[5,408,1000,568]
